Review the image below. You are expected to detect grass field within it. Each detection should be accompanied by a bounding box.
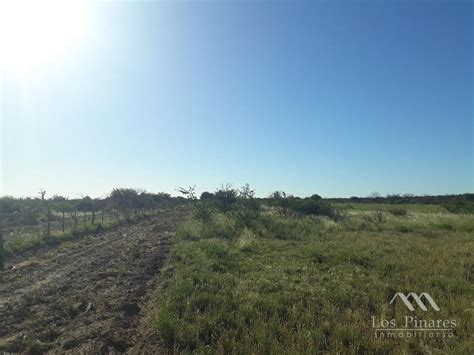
[153,204,473,353]
[334,202,449,214]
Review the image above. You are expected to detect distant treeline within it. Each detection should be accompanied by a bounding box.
[326,193,474,214]
[325,193,473,205]
[2,189,473,227]
[0,188,188,228]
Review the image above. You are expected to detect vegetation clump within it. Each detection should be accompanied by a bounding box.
[268,192,341,220]
[443,199,474,214]
[388,207,409,216]
[154,193,474,353]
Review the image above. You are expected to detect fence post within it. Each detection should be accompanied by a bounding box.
[0,226,4,271]
[62,211,65,235]
[74,211,77,230]
[47,207,51,238]
[83,212,86,228]
[92,211,95,225]
[101,210,104,224]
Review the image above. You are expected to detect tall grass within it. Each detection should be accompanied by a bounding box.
[153,207,473,353]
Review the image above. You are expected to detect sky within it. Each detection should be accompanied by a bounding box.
[1,0,472,198]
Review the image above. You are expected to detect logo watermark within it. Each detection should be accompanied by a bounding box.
[389,292,440,312]
[372,292,457,339]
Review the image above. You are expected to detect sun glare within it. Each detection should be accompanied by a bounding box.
[0,0,90,78]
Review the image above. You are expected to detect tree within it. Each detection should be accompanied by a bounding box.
[152,193,172,209]
[234,184,260,226]
[177,186,197,201]
[200,191,214,200]
[137,192,155,215]
[51,195,74,212]
[76,196,95,212]
[368,192,382,199]
[239,183,255,199]
[310,194,322,201]
[110,188,139,219]
[213,184,238,212]
[269,191,290,215]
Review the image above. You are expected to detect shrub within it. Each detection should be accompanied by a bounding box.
[110,188,139,216]
[200,191,214,200]
[18,209,39,225]
[213,186,238,212]
[443,201,474,214]
[233,198,260,227]
[232,184,261,227]
[194,202,213,223]
[362,210,386,226]
[287,197,340,220]
[268,191,291,215]
[388,208,408,217]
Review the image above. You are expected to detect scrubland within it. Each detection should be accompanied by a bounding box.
[154,191,473,353]
[1,189,472,353]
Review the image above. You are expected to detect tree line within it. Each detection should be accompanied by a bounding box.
[0,188,187,229]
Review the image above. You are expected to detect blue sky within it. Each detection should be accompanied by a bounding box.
[1,0,472,198]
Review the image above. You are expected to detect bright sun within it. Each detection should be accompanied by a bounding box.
[0,0,90,78]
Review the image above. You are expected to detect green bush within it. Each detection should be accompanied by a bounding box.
[361,210,386,228]
[443,201,474,214]
[213,186,238,212]
[233,198,260,227]
[268,191,291,215]
[288,198,340,220]
[194,202,213,223]
[200,191,214,200]
[232,184,261,227]
[268,193,341,220]
[388,207,408,217]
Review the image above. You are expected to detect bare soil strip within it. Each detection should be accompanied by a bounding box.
[0,208,186,354]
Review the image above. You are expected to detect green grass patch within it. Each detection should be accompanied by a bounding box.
[153,209,474,353]
[4,222,106,256]
[335,202,448,214]
[3,212,153,257]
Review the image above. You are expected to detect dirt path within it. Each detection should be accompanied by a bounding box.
[0,208,186,354]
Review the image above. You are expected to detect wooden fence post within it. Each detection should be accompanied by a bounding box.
[83,212,86,228]
[74,211,77,230]
[101,210,104,224]
[62,211,65,235]
[92,211,95,225]
[0,226,4,271]
[47,207,51,238]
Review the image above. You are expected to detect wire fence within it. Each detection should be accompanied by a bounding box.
[0,208,159,271]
